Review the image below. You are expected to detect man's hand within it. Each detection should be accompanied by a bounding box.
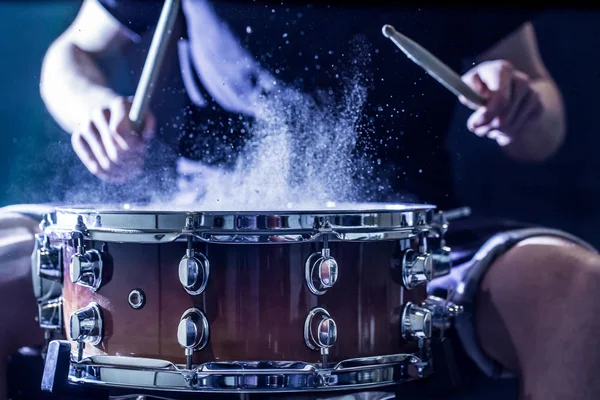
[460,60,543,147]
[71,97,156,183]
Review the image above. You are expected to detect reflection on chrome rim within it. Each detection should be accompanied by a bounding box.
[43,203,435,243]
[70,353,430,393]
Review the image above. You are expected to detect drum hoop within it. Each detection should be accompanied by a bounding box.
[44,203,436,243]
[69,352,428,393]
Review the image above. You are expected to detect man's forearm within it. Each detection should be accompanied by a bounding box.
[503,78,566,163]
[40,38,118,134]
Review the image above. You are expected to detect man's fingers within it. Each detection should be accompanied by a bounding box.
[459,94,481,111]
[79,123,112,170]
[500,73,532,128]
[461,72,492,110]
[94,109,121,164]
[467,108,488,136]
[108,97,145,150]
[71,131,99,175]
[75,124,139,181]
[504,92,544,139]
[70,97,152,183]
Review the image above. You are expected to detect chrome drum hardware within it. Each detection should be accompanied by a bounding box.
[178,237,210,296]
[127,289,146,310]
[402,249,433,289]
[69,216,104,291]
[58,348,428,393]
[35,234,62,282]
[401,302,433,341]
[32,228,64,352]
[305,247,339,295]
[44,203,436,243]
[70,303,103,347]
[70,249,103,291]
[304,307,338,367]
[38,298,63,331]
[177,308,210,369]
[431,245,452,279]
[34,203,470,396]
[421,296,464,330]
[428,208,471,279]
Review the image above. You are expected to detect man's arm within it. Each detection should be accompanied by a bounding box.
[41,0,157,183]
[40,0,135,133]
[468,22,565,163]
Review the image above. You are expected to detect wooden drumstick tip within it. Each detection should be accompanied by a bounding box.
[382,24,396,38]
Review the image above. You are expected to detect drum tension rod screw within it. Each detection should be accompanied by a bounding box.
[77,342,85,362]
[418,234,427,253]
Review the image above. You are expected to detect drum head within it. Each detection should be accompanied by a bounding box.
[55,201,435,213]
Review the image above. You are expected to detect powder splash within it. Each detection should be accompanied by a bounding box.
[165,40,374,211]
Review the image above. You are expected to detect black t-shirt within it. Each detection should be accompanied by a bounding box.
[99,0,535,209]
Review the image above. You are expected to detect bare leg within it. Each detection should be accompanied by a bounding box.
[0,211,48,400]
[0,271,44,400]
[476,236,600,400]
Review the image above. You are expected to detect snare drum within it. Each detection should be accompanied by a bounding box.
[33,203,459,396]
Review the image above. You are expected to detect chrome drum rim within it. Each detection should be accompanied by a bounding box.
[70,353,430,393]
[44,202,436,243]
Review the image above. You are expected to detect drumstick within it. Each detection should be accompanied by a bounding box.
[382,24,486,108]
[129,0,181,131]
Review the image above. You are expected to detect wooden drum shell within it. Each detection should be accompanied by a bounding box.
[60,238,426,365]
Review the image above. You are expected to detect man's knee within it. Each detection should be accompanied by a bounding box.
[475,236,600,374]
[0,212,41,283]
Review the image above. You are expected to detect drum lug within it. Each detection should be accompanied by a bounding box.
[305,235,339,295]
[177,308,210,369]
[35,234,63,283]
[179,237,210,296]
[401,302,432,341]
[402,249,433,289]
[69,216,104,292]
[304,307,337,368]
[38,297,63,331]
[70,248,103,291]
[428,209,467,279]
[305,248,339,295]
[70,302,103,347]
[421,296,464,330]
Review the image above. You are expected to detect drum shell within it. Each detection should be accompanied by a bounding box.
[59,238,426,365]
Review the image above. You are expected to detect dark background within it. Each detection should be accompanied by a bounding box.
[0,3,598,247]
[448,9,600,248]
